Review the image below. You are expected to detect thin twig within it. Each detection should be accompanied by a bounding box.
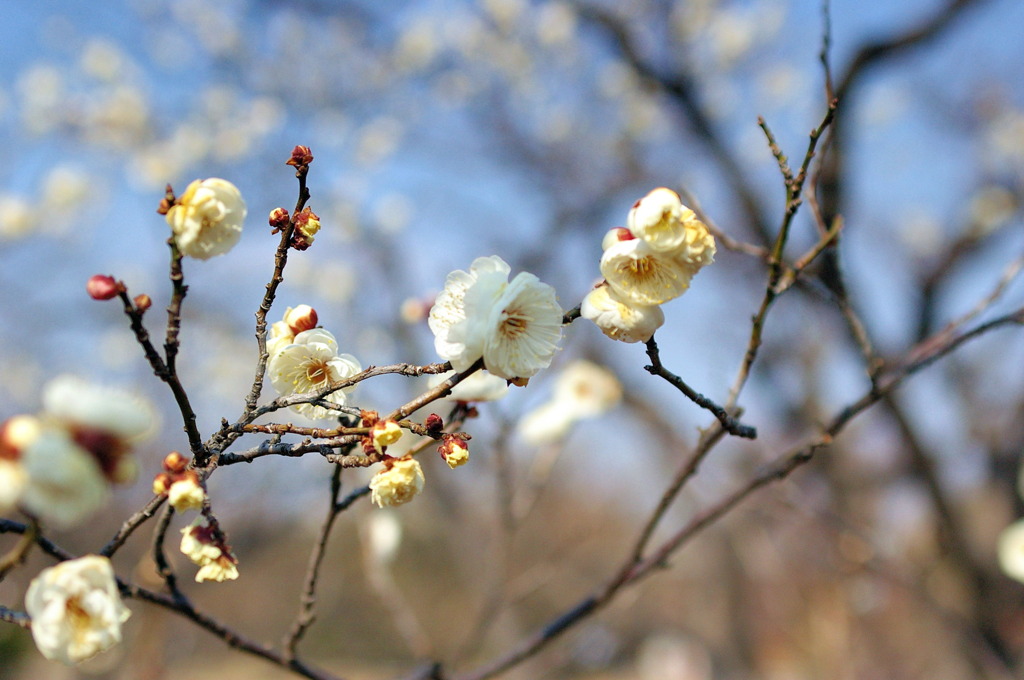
[284,464,344,659]
[644,337,756,439]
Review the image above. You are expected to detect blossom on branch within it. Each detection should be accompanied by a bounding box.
[600,237,695,306]
[166,178,246,260]
[369,457,425,508]
[268,328,361,420]
[429,255,563,380]
[180,516,240,583]
[581,283,665,343]
[25,555,131,665]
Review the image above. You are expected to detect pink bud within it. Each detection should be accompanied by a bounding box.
[87,275,120,300]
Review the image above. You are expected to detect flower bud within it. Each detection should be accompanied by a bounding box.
[162,451,188,474]
[133,294,152,312]
[291,207,321,250]
[268,207,290,231]
[286,145,314,167]
[372,420,403,455]
[601,227,635,251]
[424,413,443,436]
[0,415,41,460]
[439,435,469,469]
[152,472,172,495]
[86,275,120,300]
[283,305,318,334]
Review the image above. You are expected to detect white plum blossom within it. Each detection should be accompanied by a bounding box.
[268,328,362,420]
[19,427,109,529]
[429,255,512,371]
[429,255,563,380]
[628,187,692,252]
[266,320,294,358]
[600,237,696,306]
[25,555,131,665]
[166,178,247,260]
[581,283,665,343]
[369,458,425,508]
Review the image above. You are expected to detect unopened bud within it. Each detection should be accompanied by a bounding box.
[601,227,635,251]
[87,274,120,300]
[134,294,152,312]
[0,415,41,461]
[291,207,321,250]
[439,435,469,469]
[286,145,314,167]
[424,413,443,436]
[283,305,318,334]
[152,472,172,495]
[162,451,188,474]
[268,207,290,231]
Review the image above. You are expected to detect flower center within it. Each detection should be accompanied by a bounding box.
[626,257,656,280]
[500,310,530,338]
[306,361,330,385]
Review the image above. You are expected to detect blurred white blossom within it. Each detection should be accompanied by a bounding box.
[518,360,621,445]
[998,519,1024,583]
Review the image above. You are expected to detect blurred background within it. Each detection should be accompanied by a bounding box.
[2,0,1024,678]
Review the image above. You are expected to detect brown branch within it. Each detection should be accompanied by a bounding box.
[100,494,167,557]
[455,307,1024,680]
[284,463,344,659]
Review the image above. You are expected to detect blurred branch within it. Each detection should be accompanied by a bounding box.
[454,303,1024,680]
[834,0,987,103]
[284,463,344,660]
[577,4,773,244]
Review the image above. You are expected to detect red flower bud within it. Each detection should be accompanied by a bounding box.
[286,145,314,167]
[86,275,121,300]
[134,294,152,312]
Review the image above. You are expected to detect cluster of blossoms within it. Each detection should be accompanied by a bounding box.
[582,188,716,343]
[518,360,623,445]
[152,451,206,513]
[0,376,153,528]
[429,255,563,381]
[266,305,362,420]
[180,515,240,583]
